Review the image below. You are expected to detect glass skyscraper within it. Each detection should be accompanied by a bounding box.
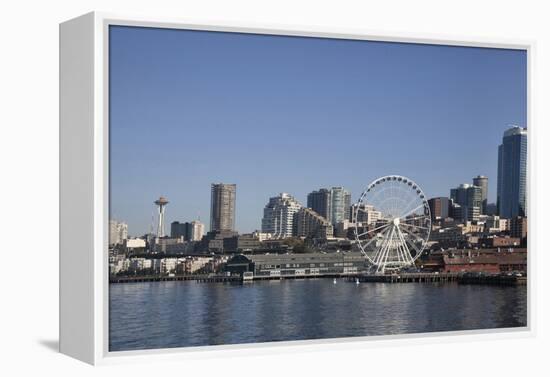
[497,126,527,219]
[330,187,351,226]
[307,187,351,225]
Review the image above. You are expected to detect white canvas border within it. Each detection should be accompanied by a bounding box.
[60,11,536,365]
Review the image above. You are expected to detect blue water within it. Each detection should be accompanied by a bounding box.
[109,279,527,351]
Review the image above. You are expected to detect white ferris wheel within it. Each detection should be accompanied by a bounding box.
[353,175,431,274]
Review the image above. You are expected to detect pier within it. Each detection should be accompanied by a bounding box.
[110,272,527,286]
[458,273,527,286]
[350,272,459,283]
[110,274,241,284]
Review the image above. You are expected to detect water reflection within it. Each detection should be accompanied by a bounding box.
[109,280,527,351]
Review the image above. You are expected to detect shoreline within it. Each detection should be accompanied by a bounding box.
[110,272,527,286]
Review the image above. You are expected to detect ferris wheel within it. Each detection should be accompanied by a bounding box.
[353,175,431,274]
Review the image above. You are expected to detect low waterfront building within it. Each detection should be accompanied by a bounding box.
[442,255,501,274]
[225,252,367,277]
[109,256,130,275]
[128,258,152,273]
[175,257,213,274]
[421,248,526,273]
[441,253,526,274]
[160,258,178,274]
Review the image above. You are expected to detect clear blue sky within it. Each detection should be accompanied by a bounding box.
[109,25,526,236]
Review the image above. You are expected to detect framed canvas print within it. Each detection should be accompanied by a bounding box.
[60,12,533,365]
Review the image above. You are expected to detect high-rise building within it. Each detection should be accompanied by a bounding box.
[171,220,205,241]
[190,220,205,241]
[261,193,302,238]
[170,221,189,239]
[331,187,351,226]
[472,175,488,215]
[210,183,236,232]
[428,197,450,221]
[307,187,351,225]
[294,207,334,239]
[497,126,527,219]
[307,189,332,222]
[450,184,482,222]
[486,203,498,216]
[109,220,128,246]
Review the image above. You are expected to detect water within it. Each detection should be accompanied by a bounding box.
[109,279,527,351]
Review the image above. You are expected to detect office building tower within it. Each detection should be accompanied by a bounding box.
[210,183,236,232]
[307,189,332,222]
[486,203,498,216]
[109,220,128,246]
[261,193,302,238]
[472,175,488,215]
[450,184,482,222]
[497,126,527,218]
[331,187,351,226]
[170,221,189,239]
[307,187,351,225]
[428,197,450,221]
[450,202,463,221]
[190,220,205,241]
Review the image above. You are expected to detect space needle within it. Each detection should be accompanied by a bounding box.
[154,196,169,238]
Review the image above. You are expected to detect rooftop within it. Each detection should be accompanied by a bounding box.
[504,125,527,137]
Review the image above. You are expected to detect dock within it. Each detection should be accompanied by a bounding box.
[457,274,527,286]
[110,272,527,286]
[109,274,241,284]
[350,272,459,283]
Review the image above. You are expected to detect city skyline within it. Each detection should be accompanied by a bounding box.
[109,26,527,235]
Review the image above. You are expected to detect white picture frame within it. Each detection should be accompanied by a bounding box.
[60,11,535,365]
